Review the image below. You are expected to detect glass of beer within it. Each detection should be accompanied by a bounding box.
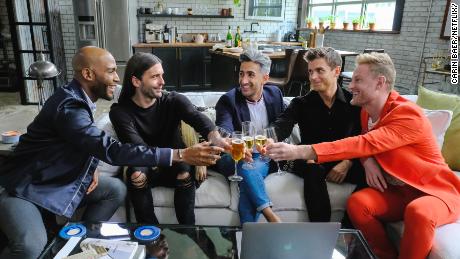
[229,131,244,182]
[265,127,286,176]
[242,121,256,170]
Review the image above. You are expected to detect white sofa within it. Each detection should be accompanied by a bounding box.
[96,92,460,259]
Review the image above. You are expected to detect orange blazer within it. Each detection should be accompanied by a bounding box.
[313,91,460,214]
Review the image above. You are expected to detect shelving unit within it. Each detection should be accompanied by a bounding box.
[137,14,234,18]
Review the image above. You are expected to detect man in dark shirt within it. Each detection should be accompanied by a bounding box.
[110,52,226,225]
[273,47,366,223]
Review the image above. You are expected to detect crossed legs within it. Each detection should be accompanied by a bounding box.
[347,185,459,259]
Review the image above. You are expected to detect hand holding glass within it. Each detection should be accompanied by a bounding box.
[229,131,244,182]
[265,127,286,176]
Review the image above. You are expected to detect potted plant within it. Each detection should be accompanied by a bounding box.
[233,0,241,7]
[352,16,363,30]
[318,17,326,30]
[306,17,314,29]
[368,18,376,31]
[328,15,336,30]
[342,20,349,30]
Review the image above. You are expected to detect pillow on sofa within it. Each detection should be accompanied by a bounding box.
[423,109,453,149]
[95,113,121,177]
[416,86,460,170]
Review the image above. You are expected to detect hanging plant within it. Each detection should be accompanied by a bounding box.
[234,0,241,7]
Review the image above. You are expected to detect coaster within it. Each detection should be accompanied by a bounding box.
[59,224,87,240]
[134,226,161,243]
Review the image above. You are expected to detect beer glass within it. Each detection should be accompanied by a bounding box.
[229,131,244,182]
[265,127,286,176]
[242,121,256,170]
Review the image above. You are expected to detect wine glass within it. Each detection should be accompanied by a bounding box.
[241,121,256,170]
[210,126,231,148]
[255,128,270,162]
[264,127,287,176]
[228,131,244,182]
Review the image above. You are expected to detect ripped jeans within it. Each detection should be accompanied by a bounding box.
[127,162,196,225]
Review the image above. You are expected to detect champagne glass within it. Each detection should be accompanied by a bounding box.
[211,126,231,148]
[255,128,269,162]
[228,131,244,182]
[265,127,287,176]
[242,121,256,170]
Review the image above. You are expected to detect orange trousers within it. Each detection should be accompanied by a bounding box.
[347,185,460,259]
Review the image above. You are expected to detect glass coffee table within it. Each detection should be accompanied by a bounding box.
[39,222,375,258]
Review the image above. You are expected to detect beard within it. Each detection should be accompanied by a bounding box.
[140,83,162,100]
[93,77,114,101]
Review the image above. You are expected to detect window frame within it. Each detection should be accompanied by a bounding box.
[299,0,405,32]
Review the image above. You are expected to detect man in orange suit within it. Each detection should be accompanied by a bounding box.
[265,52,460,259]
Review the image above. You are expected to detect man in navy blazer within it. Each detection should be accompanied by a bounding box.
[215,49,286,223]
[0,46,223,258]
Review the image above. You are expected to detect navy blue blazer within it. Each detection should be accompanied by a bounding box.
[215,85,287,132]
[0,79,171,218]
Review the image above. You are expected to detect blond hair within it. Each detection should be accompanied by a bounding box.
[355,53,396,91]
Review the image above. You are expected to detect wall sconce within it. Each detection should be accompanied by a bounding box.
[27,53,60,111]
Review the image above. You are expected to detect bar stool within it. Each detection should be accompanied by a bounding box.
[267,49,297,94]
[286,49,309,96]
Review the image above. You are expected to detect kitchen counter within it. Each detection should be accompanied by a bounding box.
[209,49,285,59]
[133,42,220,48]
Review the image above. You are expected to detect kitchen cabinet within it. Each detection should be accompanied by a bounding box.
[134,46,212,91]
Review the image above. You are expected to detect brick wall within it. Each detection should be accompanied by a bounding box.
[0,0,14,62]
[299,0,458,95]
[1,0,458,95]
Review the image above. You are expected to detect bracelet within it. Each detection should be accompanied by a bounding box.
[177,149,183,160]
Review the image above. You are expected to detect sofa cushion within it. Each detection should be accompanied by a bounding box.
[151,170,231,208]
[264,172,356,213]
[416,86,460,171]
[387,218,460,259]
[95,113,121,177]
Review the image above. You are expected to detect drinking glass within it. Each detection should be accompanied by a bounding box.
[264,127,286,176]
[255,128,269,162]
[228,131,244,182]
[211,126,231,148]
[241,121,256,170]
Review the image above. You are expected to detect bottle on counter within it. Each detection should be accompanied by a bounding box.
[226,26,233,48]
[234,26,241,47]
[163,25,170,43]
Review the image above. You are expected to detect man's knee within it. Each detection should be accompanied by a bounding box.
[176,171,190,180]
[130,171,148,189]
[8,230,47,258]
[404,202,435,227]
[103,176,127,205]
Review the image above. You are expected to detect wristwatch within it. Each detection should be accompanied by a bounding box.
[177,149,183,160]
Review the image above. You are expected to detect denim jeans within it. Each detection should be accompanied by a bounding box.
[216,153,272,224]
[0,176,126,259]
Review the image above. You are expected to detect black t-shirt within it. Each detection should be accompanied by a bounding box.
[109,91,215,172]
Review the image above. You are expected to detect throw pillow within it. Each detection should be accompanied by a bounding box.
[423,109,453,149]
[416,86,460,170]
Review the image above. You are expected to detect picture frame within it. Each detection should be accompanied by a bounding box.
[441,0,453,39]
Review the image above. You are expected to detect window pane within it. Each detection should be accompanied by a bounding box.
[310,6,333,23]
[311,0,332,4]
[336,4,361,24]
[366,2,396,30]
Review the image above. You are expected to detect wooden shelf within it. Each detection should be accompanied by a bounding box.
[137,14,234,18]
